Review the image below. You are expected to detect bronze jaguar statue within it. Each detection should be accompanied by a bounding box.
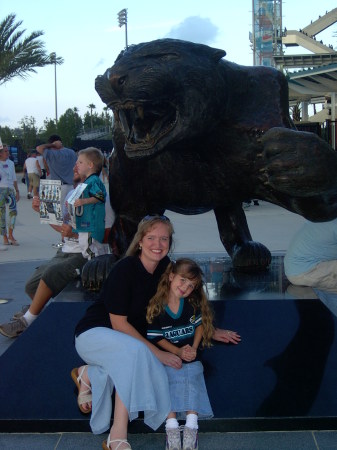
[95,38,337,272]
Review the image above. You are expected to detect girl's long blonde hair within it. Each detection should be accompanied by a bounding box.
[147,258,214,347]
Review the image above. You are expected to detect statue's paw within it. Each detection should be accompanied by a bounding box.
[232,241,271,272]
[259,128,337,196]
[81,254,118,292]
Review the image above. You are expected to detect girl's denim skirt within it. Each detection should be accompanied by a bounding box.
[165,360,213,420]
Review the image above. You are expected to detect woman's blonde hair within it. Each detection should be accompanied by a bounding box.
[125,215,174,257]
[146,258,214,347]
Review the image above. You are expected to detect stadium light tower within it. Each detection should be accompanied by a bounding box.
[117,8,128,49]
[50,52,59,124]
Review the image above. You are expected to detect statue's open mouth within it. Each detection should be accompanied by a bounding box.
[112,101,178,155]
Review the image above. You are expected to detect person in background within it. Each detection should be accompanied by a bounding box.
[37,135,77,248]
[284,218,337,293]
[36,153,47,179]
[23,152,31,194]
[147,258,214,450]
[36,134,77,206]
[100,151,109,183]
[0,144,20,248]
[0,158,112,338]
[23,150,41,199]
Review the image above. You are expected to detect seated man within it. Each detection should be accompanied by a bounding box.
[0,165,114,338]
[284,218,337,293]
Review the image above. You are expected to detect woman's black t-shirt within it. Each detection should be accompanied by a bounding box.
[74,255,170,338]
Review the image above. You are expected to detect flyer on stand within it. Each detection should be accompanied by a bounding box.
[39,180,63,225]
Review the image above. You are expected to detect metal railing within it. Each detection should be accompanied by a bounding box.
[77,127,110,141]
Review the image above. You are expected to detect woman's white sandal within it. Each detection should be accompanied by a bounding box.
[102,435,132,450]
[70,366,92,414]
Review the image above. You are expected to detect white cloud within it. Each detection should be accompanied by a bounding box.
[165,16,219,44]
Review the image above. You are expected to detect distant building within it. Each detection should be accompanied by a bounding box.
[250,0,283,67]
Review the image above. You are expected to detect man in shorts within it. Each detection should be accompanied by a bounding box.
[23,150,41,199]
[0,165,114,338]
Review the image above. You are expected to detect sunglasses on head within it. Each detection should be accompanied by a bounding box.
[142,214,170,222]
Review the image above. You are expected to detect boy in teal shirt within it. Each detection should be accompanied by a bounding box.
[73,147,106,258]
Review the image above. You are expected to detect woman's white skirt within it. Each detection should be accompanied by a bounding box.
[75,327,171,434]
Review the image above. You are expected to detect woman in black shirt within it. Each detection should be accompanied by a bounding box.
[72,215,241,450]
[73,215,181,450]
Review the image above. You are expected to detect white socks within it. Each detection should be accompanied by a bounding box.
[185,413,198,430]
[166,414,199,430]
[23,310,38,325]
[166,417,179,430]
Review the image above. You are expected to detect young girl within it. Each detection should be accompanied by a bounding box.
[147,258,214,450]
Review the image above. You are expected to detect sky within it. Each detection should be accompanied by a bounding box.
[1,0,336,129]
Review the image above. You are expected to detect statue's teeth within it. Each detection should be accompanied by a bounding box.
[137,106,144,119]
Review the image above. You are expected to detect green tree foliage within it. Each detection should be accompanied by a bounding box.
[291,102,301,122]
[83,110,106,131]
[0,125,14,145]
[56,108,83,147]
[0,13,64,85]
[87,103,96,129]
[39,118,58,142]
[2,105,111,151]
[102,107,113,129]
[19,116,38,151]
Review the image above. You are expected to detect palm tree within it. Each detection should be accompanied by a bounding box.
[291,102,301,122]
[87,104,96,130]
[0,13,64,86]
[103,106,112,129]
